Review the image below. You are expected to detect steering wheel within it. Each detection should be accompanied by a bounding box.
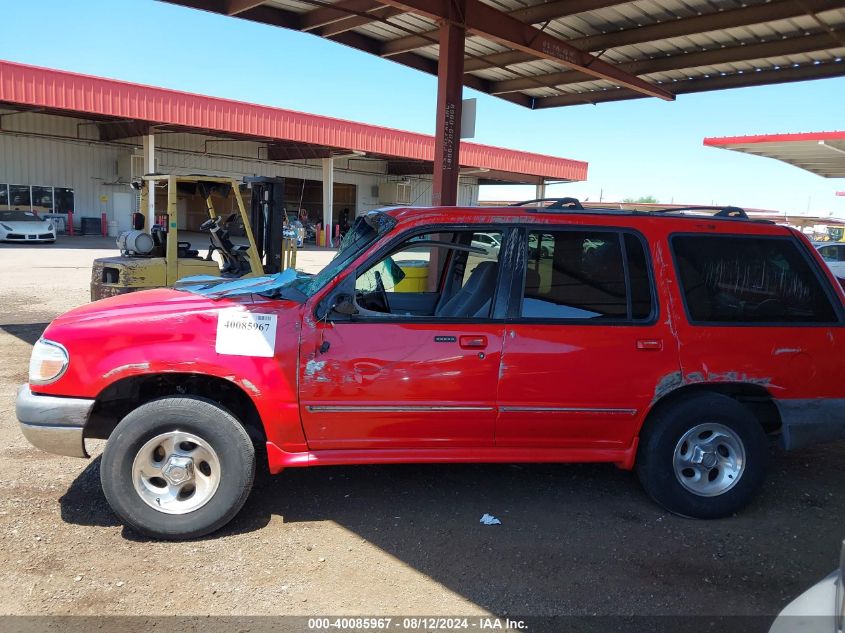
[199,217,217,232]
[374,270,391,313]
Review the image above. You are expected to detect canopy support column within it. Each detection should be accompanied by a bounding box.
[143,133,156,229]
[322,157,334,246]
[432,0,465,207]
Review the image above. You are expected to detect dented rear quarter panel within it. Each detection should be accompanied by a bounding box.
[30,288,306,450]
[658,222,845,400]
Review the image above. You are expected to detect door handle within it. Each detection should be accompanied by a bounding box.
[636,339,663,351]
[459,335,487,349]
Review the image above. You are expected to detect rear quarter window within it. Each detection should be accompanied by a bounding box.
[671,234,840,325]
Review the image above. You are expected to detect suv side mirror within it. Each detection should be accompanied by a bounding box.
[331,294,358,317]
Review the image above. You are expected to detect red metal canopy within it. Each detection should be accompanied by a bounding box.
[0,59,586,184]
[704,131,845,179]
[160,0,845,205]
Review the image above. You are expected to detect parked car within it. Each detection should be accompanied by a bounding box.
[471,232,501,257]
[768,540,843,633]
[0,210,56,243]
[17,202,845,538]
[528,232,552,259]
[816,242,845,279]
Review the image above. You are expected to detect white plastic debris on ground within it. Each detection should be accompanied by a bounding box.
[479,513,502,525]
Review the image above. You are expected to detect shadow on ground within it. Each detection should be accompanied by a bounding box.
[0,322,49,346]
[59,441,845,621]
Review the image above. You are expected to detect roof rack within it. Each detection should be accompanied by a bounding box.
[509,197,584,210]
[649,205,749,219]
[503,199,769,223]
[498,198,775,224]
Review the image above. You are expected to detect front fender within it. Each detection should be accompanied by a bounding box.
[32,295,305,450]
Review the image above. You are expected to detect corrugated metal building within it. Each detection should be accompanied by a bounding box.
[0,61,587,236]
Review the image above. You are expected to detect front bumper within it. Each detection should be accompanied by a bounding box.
[1,232,56,242]
[16,385,95,458]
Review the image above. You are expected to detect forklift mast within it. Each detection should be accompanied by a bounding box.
[244,177,286,274]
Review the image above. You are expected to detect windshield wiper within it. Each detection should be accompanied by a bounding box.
[264,283,308,303]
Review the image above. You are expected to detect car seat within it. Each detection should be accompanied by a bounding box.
[436,261,498,318]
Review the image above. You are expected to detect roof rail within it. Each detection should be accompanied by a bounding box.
[496,200,772,224]
[649,205,749,219]
[509,197,584,210]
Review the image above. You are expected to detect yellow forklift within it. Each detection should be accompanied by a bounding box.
[91,174,297,300]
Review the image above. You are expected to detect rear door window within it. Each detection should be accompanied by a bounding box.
[521,229,654,321]
[672,235,839,324]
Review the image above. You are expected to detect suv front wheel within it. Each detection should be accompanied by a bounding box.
[636,393,768,519]
[100,396,256,539]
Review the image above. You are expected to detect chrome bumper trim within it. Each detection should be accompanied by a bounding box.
[19,423,87,458]
[16,385,94,458]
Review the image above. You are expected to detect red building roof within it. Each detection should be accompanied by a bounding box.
[0,60,587,184]
[704,131,845,178]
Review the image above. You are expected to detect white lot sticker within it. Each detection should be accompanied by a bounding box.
[215,309,278,358]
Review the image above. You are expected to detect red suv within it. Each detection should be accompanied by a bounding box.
[17,201,845,538]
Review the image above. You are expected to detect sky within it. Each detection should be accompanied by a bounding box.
[1,0,844,217]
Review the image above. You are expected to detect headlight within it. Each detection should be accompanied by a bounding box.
[47,222,54,231]
[0,223,11,231]
[29,339,69,384]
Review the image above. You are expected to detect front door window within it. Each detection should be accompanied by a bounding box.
[353,229,503,319]
[298,227,510,450]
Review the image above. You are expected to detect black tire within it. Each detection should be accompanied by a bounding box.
[100,396,255,539]
[636,393,768,519]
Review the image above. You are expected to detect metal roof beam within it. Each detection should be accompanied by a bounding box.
[380,0,627,56]
[224,0,265,15]
[222,3,301,28]
[299,0,382,31]
[312,6,405,37]
[532,61,845,108]
[161,0,300,27]
[491,28,845,94]
[378,0,674,100]
[464,0,845,72]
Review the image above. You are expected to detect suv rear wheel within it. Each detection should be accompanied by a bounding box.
[636,393,768,519]
[100,396,255,539]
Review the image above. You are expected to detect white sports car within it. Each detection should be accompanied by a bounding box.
[0,210,57,243]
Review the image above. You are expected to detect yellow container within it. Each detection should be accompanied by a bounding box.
[394,260,429,293]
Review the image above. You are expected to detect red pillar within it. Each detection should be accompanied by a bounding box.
[431,1,465,207]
